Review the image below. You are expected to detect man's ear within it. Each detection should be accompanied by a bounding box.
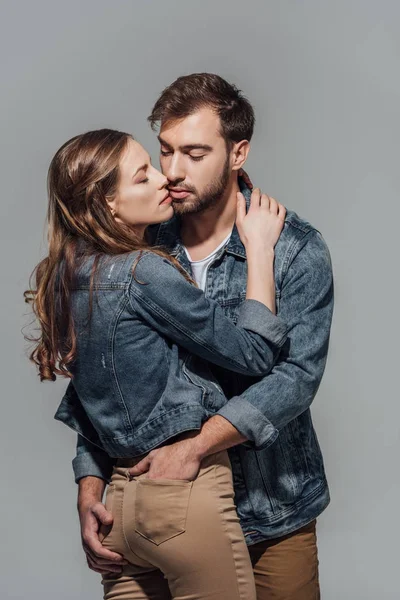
[231,140,250,171]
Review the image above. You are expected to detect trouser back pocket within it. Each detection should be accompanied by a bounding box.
[134,479,193,546]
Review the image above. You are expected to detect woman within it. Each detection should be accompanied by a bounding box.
[26,129,287,600]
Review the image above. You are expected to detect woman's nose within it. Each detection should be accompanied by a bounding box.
[159,174,168,189]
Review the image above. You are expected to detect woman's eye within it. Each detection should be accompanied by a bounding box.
[189,155,205,162]
[139,178,149,184]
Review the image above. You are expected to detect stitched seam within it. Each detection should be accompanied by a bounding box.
[281,228,312,278]
[211,464,248,600]
[109,294,134,432]
[285,219,315,235]
[99,484,115,545]
[121,480,149,563]
[99,405,204,442]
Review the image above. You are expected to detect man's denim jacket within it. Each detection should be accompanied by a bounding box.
[55,184,334,543]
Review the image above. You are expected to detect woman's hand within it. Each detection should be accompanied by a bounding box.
[236,188,286,253]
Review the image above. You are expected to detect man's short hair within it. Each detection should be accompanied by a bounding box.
[148,73,255,146]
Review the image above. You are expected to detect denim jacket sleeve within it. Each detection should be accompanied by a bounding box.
[70,249,289,483]
[58,381,115,483]
[216,230,334,450]
[73,433,116,483]
[129,251,289,376]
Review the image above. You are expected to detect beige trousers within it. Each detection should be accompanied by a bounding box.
[100,450,257,600]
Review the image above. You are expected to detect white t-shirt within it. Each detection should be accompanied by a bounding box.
[183,232,232,291]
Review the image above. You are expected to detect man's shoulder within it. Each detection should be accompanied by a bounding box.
[284,209,318,238]
[280,208,328,249]
[275,209,330,277]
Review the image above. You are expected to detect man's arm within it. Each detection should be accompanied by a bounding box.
[72,435,126,574]
[130,229,333,477]
[77,475,128,574]
[215,229,333,446]
[73,433,116,483]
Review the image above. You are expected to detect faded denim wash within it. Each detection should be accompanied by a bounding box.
[55,251,288,455]
[56,182,334,543]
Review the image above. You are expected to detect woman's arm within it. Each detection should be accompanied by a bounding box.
[128,190,287,377]
[236,188,286,314]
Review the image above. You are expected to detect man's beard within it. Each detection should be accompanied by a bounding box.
[170,154,231,216]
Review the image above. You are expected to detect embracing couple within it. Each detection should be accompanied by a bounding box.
[27,73,334,599]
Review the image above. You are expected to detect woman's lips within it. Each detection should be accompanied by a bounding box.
[160,194,172,204]
[169,189,191,200]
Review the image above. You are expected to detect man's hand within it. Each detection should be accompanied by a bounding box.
[129,433,202,480]
[78,477,127,575]
[129,417,247,480]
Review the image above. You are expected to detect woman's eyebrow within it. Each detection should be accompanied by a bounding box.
[133,163,148,177]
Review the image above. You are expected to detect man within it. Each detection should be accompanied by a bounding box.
[66,73,334,599]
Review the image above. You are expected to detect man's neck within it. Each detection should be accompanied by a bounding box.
[181,178,239,261]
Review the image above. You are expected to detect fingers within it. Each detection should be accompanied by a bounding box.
[82,534,126,564]
[86,554,123,575]
[249,188,261,211]
[267,196,278,214]
[260,193,270,210]
[91,503,113,526]
[84,545,126,568]
[238,188,286,221]
[236,192,246,225]
[251,189,277,212]
[260,194,281,216]
[129,455,151,477]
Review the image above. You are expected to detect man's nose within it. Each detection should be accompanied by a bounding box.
[165,155,185,183]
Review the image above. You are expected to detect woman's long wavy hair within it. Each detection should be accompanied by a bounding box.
[25,129,189,382]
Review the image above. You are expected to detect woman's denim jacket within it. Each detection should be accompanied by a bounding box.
[54,250,288,458]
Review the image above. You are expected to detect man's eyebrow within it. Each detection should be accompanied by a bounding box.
[180,144,213,152]
[158,136,173,150]
[158,136,212,153]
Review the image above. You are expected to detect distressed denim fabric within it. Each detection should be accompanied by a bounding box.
[58,181,334,542]
[55,249,288,458]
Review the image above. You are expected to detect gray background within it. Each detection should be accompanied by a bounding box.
[1,1,399,598]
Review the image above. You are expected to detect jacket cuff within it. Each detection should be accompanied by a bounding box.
[237,300,289,347]
[217,397,279,450]
[72,452,114,484]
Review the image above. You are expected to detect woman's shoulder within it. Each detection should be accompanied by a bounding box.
[130,250,178,288]
[73,250,177,290]
[72,250,143,288]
